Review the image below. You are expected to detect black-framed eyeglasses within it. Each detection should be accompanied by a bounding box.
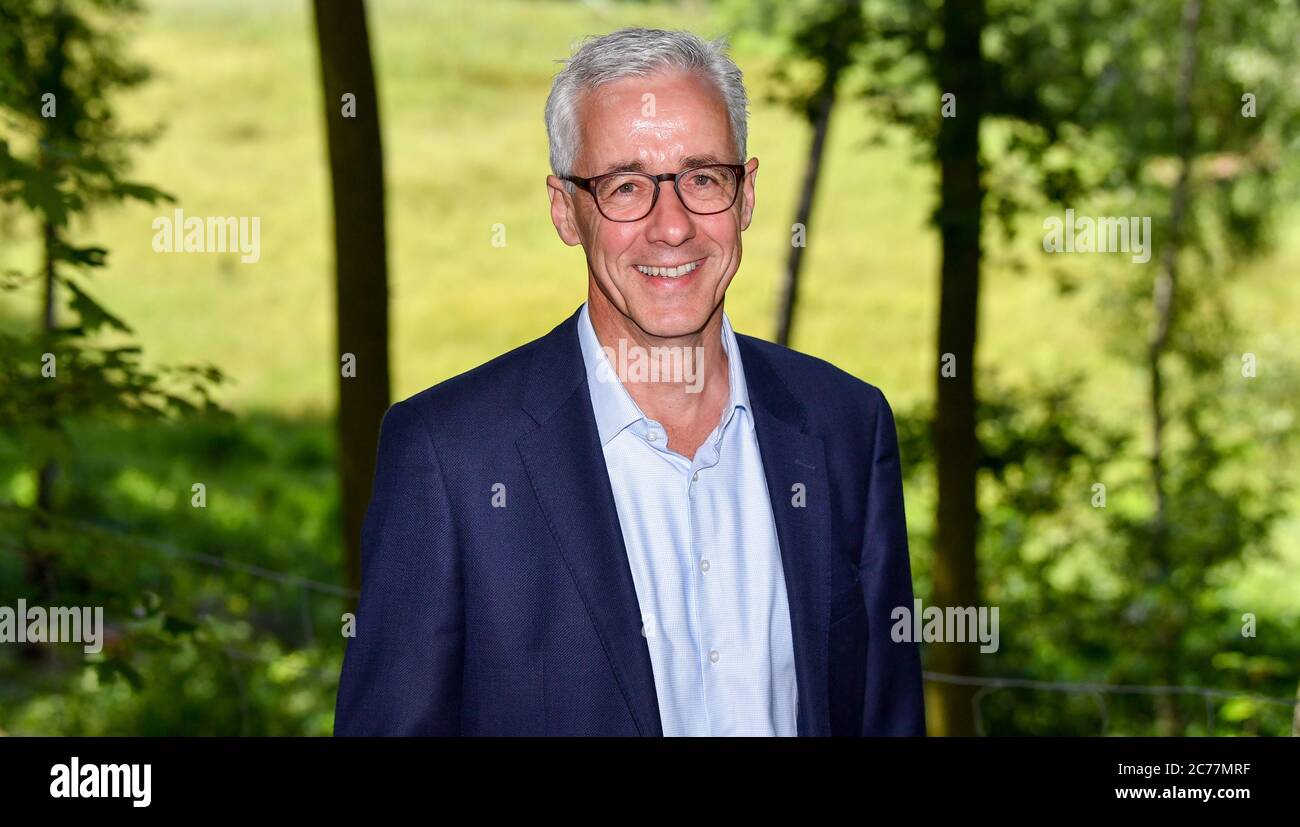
[565,163,746,222]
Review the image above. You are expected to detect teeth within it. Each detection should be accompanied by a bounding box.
[635,260,700,278]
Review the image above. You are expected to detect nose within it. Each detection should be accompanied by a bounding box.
[642,179,695,246]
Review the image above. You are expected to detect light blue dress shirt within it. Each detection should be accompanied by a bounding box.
[576,302,799,736]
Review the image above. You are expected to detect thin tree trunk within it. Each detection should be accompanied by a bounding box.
[42,220,57,331]
[27,218,60,610]
[776,86,836,347]
[311,0,391,602]
[28,7,71,611]
[1148,0,1201,736]
[774,0,861,347]
[929,0,985,737]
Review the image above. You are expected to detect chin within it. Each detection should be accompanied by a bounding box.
[627,306,711,339]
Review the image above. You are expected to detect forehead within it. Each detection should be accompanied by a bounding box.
[574,69,734,174]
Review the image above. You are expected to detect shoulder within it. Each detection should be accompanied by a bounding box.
[735,332,891,425]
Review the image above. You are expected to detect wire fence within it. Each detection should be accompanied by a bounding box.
[924,671,1300,736]
[1,501,356,649]
[5,501,1297,736]
[0,502,357,600]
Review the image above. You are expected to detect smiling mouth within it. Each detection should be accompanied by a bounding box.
[633,259,703,279]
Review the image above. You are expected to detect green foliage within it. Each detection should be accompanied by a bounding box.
[897,372,1299,734]
[767,0,1300,734]
[0,0,252,734]
[4,591,340,736]
[0,415,345,736]
[0,0,226,504]
[723,0,866,119]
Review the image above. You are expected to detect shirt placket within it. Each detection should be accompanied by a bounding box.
[638,411,734,736]
[688,418,729,734]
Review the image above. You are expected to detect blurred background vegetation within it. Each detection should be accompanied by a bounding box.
[1,0,1297,735]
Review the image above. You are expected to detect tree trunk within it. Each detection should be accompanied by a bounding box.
[311,0,391,601]
[773,0,861,347]
[775,86,836,347]
[28,7,71,610]
[25,218,60,612]
[1148,0,1201,736]
[928,0,985,737]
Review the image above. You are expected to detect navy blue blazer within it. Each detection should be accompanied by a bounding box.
[334,306,925,736]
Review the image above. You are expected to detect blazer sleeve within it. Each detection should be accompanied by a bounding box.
[334,399,465,735]
[859,388,927,735]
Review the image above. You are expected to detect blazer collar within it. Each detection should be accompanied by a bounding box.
[517,305,832,736]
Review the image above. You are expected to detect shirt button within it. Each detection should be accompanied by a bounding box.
[709,650,720,664]
[647,431,659,442]
[700,559,710,573]
[692,472,699,482]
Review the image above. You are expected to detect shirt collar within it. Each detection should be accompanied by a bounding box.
[576,301,753,448]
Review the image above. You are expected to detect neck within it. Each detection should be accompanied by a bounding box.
[586,290,731,436]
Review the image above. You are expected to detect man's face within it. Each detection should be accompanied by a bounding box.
[548,70,758,339]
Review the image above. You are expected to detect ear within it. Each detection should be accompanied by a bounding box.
[739,157,759,231]
[547,175,582,246]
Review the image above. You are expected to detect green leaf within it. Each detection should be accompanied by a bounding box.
[162,614,199,636]
[114,180,176,205]
[62,277,132,334]
[95,658,144,691]
[58,243,110,269]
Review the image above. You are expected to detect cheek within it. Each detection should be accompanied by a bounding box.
[591,225,640,268]
[702,216,742,256]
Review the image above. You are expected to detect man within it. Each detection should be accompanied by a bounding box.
[335,27,924,736]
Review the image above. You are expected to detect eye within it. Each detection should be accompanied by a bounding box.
[599,176,644,200]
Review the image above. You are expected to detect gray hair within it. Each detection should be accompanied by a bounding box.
[544,27,748,186]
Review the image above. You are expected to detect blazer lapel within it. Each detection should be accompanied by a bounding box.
[513,311,832,738]
[515,309,664,736]
[738,335,833,737]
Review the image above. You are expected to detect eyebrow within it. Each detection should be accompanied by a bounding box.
[681,153,728,169]
[593,154,731,176]
[597,160,647,175]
